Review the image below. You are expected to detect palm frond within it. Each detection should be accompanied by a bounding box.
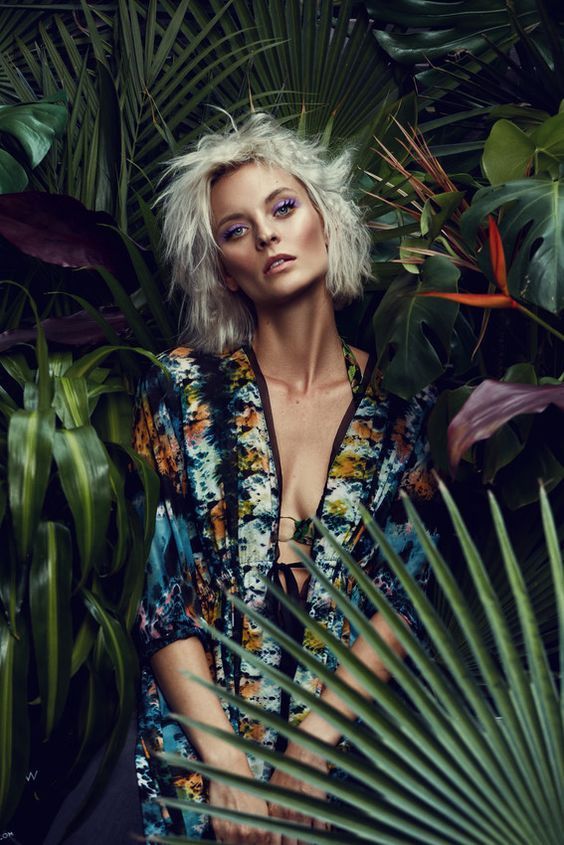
[160,484,564,844]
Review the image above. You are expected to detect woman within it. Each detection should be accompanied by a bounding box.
[133,114,438,843]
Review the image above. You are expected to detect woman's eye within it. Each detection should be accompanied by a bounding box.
[222,225,246,241]
[273,198,297,217]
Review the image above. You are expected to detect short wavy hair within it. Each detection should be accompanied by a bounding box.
[159,113,371,353]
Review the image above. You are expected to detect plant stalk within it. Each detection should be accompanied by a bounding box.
[516,304,564,344]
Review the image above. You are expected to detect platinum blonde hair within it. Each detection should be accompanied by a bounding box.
[159,113,371,353]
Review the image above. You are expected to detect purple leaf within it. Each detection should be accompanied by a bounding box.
[0,308,129,353]
[0,192,130,277]
[447,379,564,475]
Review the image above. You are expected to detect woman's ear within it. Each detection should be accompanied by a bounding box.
[224,273,239,293]
[218,256,239,292]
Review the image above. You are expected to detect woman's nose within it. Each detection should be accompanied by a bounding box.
[256,230,279,248]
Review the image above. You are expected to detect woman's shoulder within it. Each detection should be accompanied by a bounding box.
[364,366,437,445]
[160,344,244,363]
[349,344,370,377]
[139,345,249,397]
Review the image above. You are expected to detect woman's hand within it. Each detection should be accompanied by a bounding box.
[268,742,330,845]
[209,775,280,844]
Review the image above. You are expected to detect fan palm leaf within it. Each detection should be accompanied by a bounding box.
[157,485,564,844]
[204,0,400,148]
[0,1,279,233]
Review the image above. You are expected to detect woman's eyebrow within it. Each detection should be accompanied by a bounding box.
[216,187,295,229]
[264,186,293,204]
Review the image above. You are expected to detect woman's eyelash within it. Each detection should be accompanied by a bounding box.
[273,197,298,215]
[220,198,298,240]
[221,224,247,241]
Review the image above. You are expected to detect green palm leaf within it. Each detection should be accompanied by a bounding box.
[159,485,563,844]
[211,0,397,144]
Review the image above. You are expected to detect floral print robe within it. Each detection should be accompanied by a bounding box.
[132,343,438,840]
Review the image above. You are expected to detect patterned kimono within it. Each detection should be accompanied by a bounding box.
[132,342,437,840]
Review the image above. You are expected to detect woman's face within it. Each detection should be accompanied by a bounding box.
[210,162,328,307]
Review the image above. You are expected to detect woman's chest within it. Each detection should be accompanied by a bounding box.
[267,379,354,520]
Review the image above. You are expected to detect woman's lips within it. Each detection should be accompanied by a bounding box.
[263,254,296,275]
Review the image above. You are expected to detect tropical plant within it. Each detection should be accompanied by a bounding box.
[364,0,564,144]
[0,96,67,193]
[359,7,564,507]
[0,287,160,829]
[0,3,415,835]
[1,0,563,837]
[156,483,564,845]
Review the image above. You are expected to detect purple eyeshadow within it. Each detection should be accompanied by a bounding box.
[273,197,299,213]
[221,223,245,241]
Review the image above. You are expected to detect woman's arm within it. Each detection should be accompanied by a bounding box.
[292,609,406,746]
[268,612,406,845]
[134,367,278,845]
[151,637,242,765]
[151,636,280,845]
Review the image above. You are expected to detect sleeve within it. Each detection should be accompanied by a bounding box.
[364,393,441,640]
[132,364,208,661]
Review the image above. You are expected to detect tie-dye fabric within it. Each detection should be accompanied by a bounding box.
[132,343,438,841]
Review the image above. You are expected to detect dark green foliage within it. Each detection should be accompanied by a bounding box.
[158,486,564,844]
[0,0,563,835]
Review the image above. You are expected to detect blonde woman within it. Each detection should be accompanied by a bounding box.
[133,114,437,843]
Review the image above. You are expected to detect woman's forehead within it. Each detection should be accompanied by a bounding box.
[210,162,309,222]
[211,161,303,194]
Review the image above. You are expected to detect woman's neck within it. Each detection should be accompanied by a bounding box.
[252,288,345,393]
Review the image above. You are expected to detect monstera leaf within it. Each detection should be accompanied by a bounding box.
[482,112,564,185]
[364,0,537,64]
[461,176,564,314]
[0,99,67,193]
[373,255,459,398]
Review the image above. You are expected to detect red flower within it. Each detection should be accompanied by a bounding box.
[417,216,518,309]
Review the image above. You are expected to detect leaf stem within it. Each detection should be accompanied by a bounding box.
[516,304,564,343]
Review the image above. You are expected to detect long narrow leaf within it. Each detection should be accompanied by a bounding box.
[29,520,72,739]
[64,344,161,379]
[488,492,564,822]
[0,619,29,826]
[8,408,54,561]
[52,425,111,578]
[70,614,98,678]
[53,375,90,428]
[537,488,564,693]
[63,588,137,836]
[117,444,159,556]
[94,267,157,351]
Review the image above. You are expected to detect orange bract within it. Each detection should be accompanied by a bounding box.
[488,215,509,295]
